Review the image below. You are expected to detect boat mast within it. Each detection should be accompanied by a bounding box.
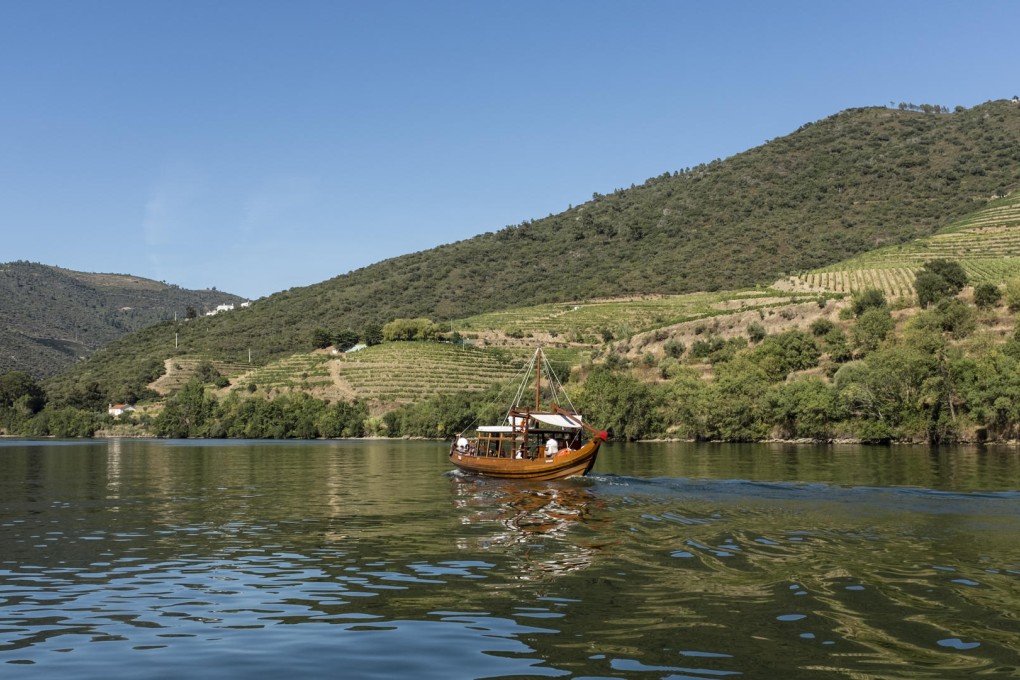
[534,348,542,410]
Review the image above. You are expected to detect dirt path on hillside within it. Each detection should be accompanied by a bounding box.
[326,359,357,401]
[149,359,180,395]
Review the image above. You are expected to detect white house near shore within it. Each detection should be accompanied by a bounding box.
[108,404,135,418]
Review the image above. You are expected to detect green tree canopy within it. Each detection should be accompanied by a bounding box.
[0,371,47,414]
[751,330,821,381]
[154,379,215,438]
[1006,278,1020,311]
[916,259,968,308]
[809,317,835,337]
[382,318,442,342]
[915,271,955,308]
[922,259,968,291]
[851,288,887,317]
[333,329,360,352]
[973,282,1002,309]
[931,298,977,339]
[575,366,657,441]
[852,307,895,354]
[310,328,333,349]
[362,323,384,346]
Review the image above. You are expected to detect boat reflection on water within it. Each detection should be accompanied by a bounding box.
[450,474,608,579]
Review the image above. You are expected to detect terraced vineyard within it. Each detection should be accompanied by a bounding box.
[153,288,846,408]
[334,342,530,404]
[159,291,846,408]
[232,353,332,393]
[456,289,830,340]
[218,294,839,408]
[784,192,1020,298]
[151,357,253,395]
[784,267,921,300]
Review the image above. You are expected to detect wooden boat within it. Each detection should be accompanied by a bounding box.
[449,348,608,480]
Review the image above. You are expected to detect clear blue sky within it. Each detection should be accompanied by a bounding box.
[2,1,1018,299]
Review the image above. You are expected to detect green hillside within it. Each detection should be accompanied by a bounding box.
[43,100,1020,404]
[456,289,829,342]
[241,292,840,412]
[0,262,245,379]
[783,191,1020,299]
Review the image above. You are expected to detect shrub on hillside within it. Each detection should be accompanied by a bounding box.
[932,298,977,339]
[809,317,835,337]
[851,288,887,317]
[916,259,968,308]
[690,336,725,360]
[915,271,956,308]
[310,328,332,349]
[973,282,1002,309]
[751,330,820,381]
[664,338,686,359]
[333,329,360,352]
[1006,278,1020,311]
[852,307,894,354]
[362,323,383,346]
[923,259,968,291]
[823,328,853,364]
[746,322,767,343]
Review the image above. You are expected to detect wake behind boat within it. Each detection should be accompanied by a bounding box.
[449,348,608,480]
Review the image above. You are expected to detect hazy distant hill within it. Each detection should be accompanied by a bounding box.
[45,100,1020,400]
[0,262,244,378]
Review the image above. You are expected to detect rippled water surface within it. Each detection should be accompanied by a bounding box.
[1,439,1019,678]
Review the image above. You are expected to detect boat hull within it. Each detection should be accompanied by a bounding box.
[449,438,602,480]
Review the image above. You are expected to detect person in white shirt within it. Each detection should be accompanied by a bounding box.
[456,434,469,452]
[545,437,559,457]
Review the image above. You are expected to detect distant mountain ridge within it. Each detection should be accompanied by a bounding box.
[0,262,244,378]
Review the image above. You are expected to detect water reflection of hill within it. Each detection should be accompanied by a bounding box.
[599,442,1020,491]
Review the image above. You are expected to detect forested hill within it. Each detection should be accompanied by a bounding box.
[47,99,1020,389]
[0,262,244,379]
[235,103,1020,321]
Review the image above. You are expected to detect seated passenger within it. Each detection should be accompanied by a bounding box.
[545,437,559,457]
[456,434,470,453]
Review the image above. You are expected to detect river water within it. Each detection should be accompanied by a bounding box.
[1,439,1018,678]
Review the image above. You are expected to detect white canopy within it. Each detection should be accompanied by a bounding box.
[476,413,584,433]
[532,413,583,429]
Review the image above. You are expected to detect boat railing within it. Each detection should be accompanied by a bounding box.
[453,427,583,460]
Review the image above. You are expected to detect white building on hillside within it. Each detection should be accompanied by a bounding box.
[108,404,135,418]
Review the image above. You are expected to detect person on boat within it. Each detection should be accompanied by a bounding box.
[545,437,559,457]
[456,434,470,453]
[515,447,524,459]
